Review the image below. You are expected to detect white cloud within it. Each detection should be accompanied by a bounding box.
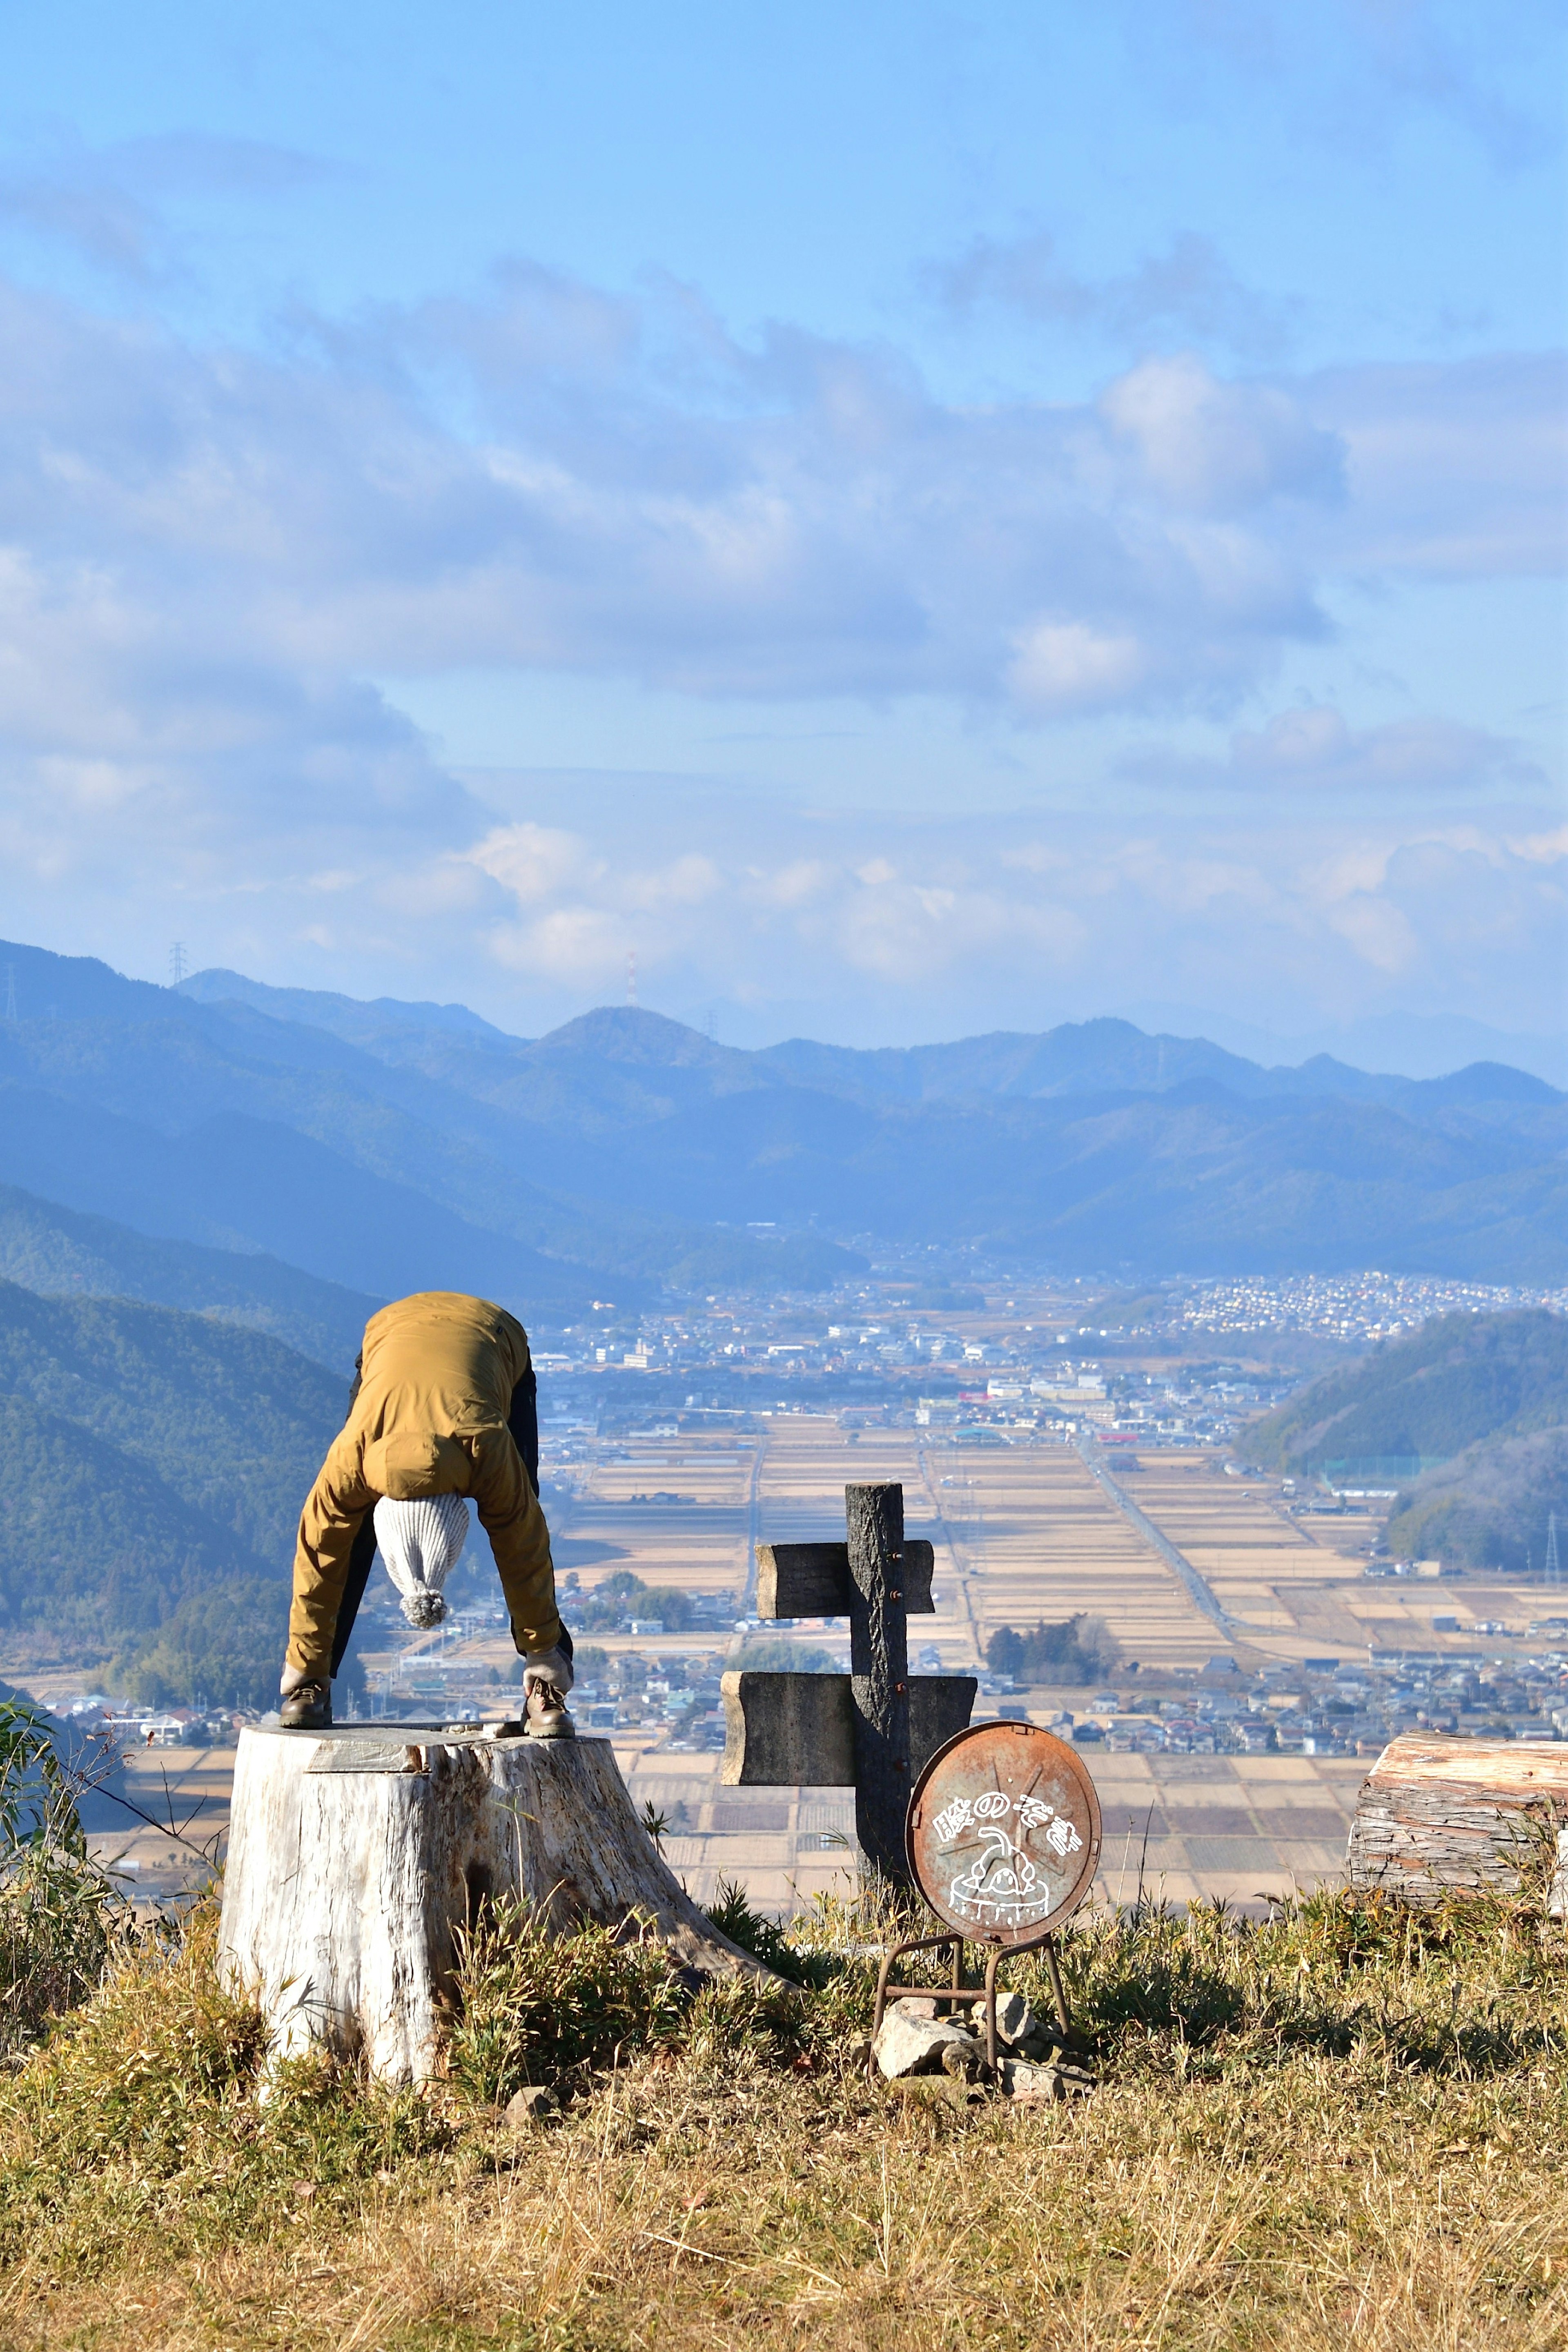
[0,251,1555,1044]
[0,267,1548,750]
[1100,354,1341,513]
[1120,704,1545,797]
[1009,622,1148,713]
[468,822,594,904]
[1509,824,1568,864]
[489,904,629,987]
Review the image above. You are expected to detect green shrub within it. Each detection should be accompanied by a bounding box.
[0,1698,119,2054]
[706,1875,820,1983]
[448,1899,691,2102]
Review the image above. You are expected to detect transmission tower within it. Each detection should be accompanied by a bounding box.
[1547,1511,1561,1589]
[169,941,187,988]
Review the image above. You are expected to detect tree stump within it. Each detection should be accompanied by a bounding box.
[218,1724,770,2084]
[1346,1733,1568,1907]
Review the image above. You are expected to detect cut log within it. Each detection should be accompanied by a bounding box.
[1346,1733,1568,1907]
[719,1669,976,1789]
[755,1539,936,1619]
[218,1724,772,2085]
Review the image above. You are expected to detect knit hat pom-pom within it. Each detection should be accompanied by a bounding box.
[400,1588,448,1629]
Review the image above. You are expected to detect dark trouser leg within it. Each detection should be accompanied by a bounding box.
[506,1368,569,1664]
[507,1367,539,1495]
[330,1513,379,1680]
[327,1355,373,1682]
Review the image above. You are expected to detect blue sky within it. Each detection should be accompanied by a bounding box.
[0,0,1562,1057]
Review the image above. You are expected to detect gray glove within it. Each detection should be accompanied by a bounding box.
[523,1644,574,1694]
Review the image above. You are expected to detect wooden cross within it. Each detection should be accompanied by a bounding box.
[720,1481,976,1884]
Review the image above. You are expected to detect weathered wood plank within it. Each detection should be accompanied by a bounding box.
[755,1539,935,1620]
[719,1672,978,1792]
[731,1486,971,1887]
[719,1672,856,1786]
[909,1675,979,1773]
[1346,1734,1568,1906]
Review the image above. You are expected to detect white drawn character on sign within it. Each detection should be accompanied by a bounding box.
[935,1786,1084,1929]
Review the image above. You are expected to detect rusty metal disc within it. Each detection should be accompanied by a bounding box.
[905,1720,1102,1948]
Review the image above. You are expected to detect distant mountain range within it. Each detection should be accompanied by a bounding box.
[0,936,1557,1322]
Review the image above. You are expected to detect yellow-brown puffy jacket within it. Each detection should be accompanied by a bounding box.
[285,1291,559,1679]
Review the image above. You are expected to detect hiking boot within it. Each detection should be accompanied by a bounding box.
[280,1680,332,1730]
[524,1682,576,1740]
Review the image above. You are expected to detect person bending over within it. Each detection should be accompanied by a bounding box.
[278,1290,573,1734]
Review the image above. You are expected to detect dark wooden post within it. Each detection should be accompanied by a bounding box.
[721,1480,976,1889]
[846,1482,911,1882]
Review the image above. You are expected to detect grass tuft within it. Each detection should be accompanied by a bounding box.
[0,1902,452,2281]
[448,1898,693,2102]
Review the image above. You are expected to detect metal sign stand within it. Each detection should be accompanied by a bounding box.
[872,1927,1073,2071]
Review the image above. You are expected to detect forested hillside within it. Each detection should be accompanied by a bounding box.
[1249,1310,1568,1474]
[1251,1309,1568,1576]
[0,1285,343,1706]
[1385,1425,1568,1577]
[0,1183,377,1370]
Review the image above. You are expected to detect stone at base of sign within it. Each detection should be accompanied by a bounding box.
[1001,2055,1094,2103]
[995,1991,1042,2047]
[872,2000,977,2079]
[898,1990,1046,2051]
[503,2085,559,2127]
[940,2037,983,2084]
[1002,2058,1067,2104]
[872,1995,1096,2099]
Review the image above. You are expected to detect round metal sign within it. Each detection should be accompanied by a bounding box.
[906,1721,1102,1949]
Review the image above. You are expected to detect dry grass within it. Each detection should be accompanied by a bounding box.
[0,1877,1565,2351]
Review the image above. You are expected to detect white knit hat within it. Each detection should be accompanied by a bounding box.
[373,1493,470,1629]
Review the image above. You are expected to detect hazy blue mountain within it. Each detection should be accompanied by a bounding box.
[0,942,860,1303]
[185,976,1560,1113]
[180,968,511,1050]
[319,1007,1560,1279]
[0,936,1562,1286]
[0,1084,609,1312]
[0,1182,379,1370]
